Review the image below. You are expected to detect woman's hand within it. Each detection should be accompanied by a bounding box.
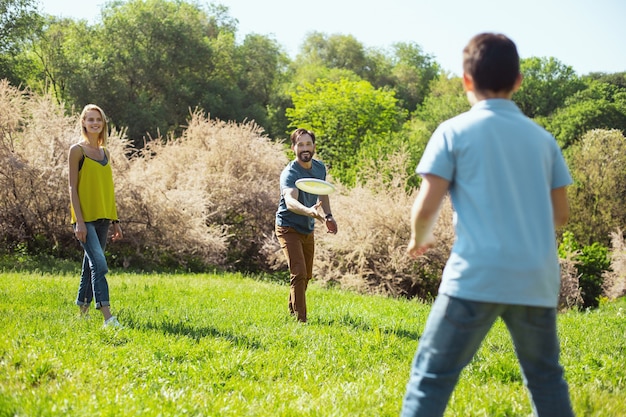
[74,222,87,243]
[111,223,123,242]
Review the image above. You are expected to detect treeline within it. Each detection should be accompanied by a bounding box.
[4,1,625,172]
[2,0,626,306]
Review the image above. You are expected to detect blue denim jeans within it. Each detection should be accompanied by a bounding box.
[401,294,574,417]
[75,219,110,309]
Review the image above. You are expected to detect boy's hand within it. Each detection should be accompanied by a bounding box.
[407,232,435,258]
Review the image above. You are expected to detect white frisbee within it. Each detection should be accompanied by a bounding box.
[295,178,336,195]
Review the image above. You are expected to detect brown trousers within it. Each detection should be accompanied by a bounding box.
[275,225,315,322]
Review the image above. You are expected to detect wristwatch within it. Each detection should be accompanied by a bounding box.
[325,213,333,221]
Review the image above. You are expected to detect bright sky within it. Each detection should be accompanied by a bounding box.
[39,0,626,76]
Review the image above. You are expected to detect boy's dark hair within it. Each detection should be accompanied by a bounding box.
[290,128,316,146]
[463,33,520,93]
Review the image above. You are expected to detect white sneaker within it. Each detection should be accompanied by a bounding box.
[103,316,123,329]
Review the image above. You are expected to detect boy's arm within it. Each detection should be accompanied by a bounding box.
[407,174,450,258]
[551,186,570,228]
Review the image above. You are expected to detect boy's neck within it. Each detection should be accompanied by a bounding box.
[466,89,514,106]
[463,72,520,106]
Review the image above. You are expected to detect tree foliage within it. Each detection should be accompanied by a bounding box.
[414,74,468,132]
[0,0,41,84]
[295,33,440,113]
[95,0,234,143]
[565,129,626,246]
[25,17,95,105]
[298,32,369,79]
[387,42,440,112]
[1,0,625,224]
[286,78,406,185]
[540,79,626,149]
[15,0,286,146]
[513,57,585,118]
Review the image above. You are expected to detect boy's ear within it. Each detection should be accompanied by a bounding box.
[512,73,523,93]
[462,73,474,92]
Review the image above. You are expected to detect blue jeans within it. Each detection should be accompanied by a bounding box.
[401,294,574,417]
[75,219,110,309]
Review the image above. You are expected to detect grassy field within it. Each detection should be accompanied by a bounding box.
[0,270,624,416]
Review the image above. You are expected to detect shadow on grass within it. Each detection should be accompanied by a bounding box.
[314,313,421,340]
[136,319,264,350]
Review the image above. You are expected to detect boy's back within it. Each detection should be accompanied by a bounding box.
[417,98,572,307]
[401,33,574,417]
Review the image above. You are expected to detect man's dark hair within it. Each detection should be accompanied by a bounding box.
[463,33,520,93]
[290,128,316,146]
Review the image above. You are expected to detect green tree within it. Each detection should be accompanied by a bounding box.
[286,78,406,185]
[94,0,229,143]
[298,32,368,78]
[23,17,96,104]
[236,33,289,132]
[585,71,626,90]
[566,129,626,246]
[413,74,469,133]
[387,42,440,112]
[0,0,41,84]
[558,231,611,309]
[23,0,283,146]
[540,79,626,149]
[513,57,585,118]
[397,75,469,190]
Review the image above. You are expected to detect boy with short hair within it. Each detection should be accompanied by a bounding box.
[400,33,575,416]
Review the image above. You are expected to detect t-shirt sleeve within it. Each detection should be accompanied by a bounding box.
[551,140,573,189]
[416,125,455,181]
[280,165,297,191]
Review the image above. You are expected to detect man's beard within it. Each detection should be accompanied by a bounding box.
[299,152,312,162]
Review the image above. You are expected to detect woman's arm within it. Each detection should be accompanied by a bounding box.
[68,144,87,242]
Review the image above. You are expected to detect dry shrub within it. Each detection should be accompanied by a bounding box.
[263,146,589,305]
[558,255,583,310]
[263,150,455,299]
[116,110,288,270]
[603,229,626,299]
[0,81,614,305]
[0,80,77,255]
[0,82,287,270]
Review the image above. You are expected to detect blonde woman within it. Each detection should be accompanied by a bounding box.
[68,104,123,328]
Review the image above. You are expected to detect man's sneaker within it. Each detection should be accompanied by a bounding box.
[103,316,123,329]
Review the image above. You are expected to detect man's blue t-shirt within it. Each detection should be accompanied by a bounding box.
[276,159,327,234]
[417,99,572,308]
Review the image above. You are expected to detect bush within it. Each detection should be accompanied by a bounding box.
[263,150,455,300]
[559,231,611,309]
[123,110,288,272]
[558,254,583,311]
[565,129,626,246]
[0,81,78,259]
[0,82,286,271]
[603,229,626,300]
[0,81,615,306]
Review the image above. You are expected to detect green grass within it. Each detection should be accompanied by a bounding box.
[0,270,624,416]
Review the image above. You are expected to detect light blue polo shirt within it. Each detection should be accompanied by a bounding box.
[417,99,572,307]
[276,159,327,235]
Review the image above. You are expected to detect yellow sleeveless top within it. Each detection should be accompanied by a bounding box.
[70,148,118,224]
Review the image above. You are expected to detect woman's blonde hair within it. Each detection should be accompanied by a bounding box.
[78,104,109,147]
